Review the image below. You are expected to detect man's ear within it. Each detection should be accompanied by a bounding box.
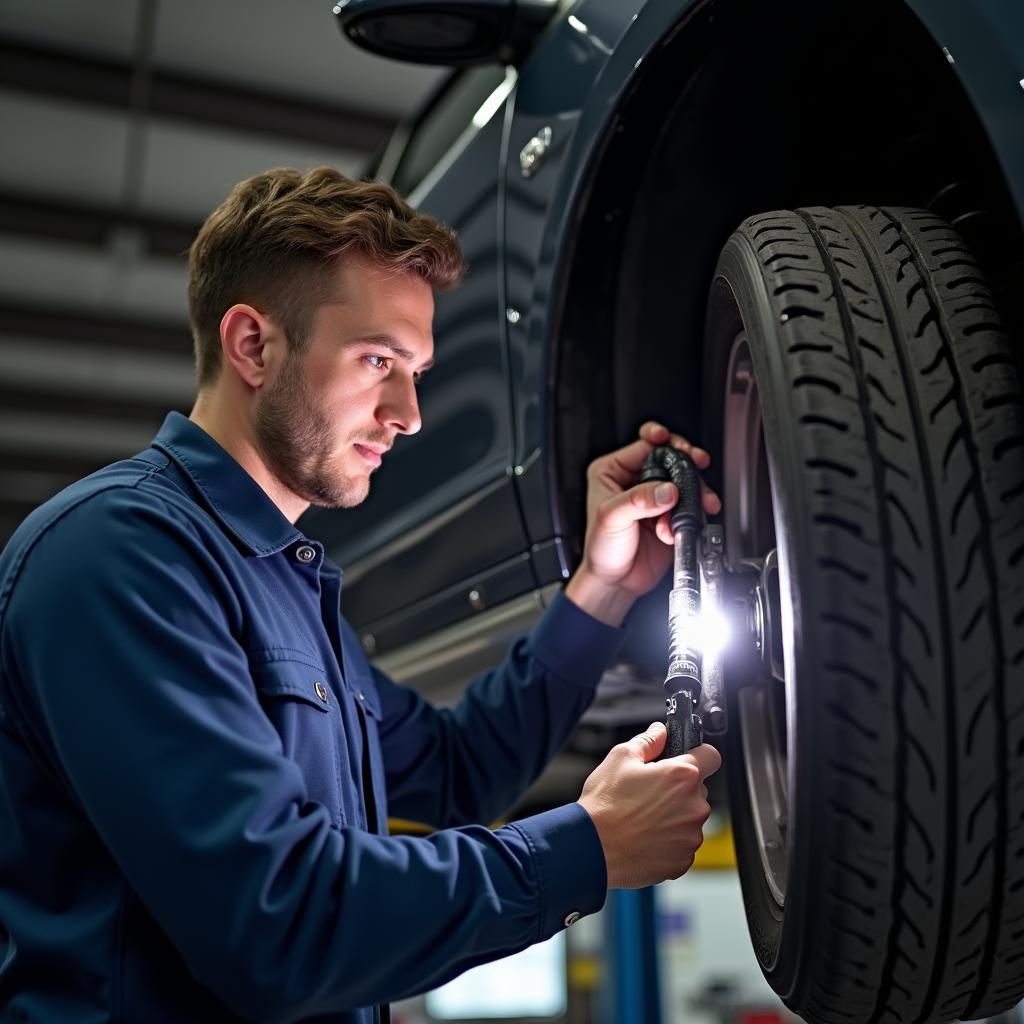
[219,304,281,389]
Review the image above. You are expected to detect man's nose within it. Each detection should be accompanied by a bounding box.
[378,375,422,436]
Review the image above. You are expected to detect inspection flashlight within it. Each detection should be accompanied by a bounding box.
[641,447,731,755]
[640,440,793,760]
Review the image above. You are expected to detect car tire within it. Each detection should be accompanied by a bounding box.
[702,205,1024,1024]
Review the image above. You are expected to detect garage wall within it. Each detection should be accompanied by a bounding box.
[0,0,444,546]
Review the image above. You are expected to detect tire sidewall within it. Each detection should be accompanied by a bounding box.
[703,232,822,1006]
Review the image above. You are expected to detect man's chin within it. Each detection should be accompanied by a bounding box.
[306,473,371,510]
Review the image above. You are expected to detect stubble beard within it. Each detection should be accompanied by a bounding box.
[254,352,369,509]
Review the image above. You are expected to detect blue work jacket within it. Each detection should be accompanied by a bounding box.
[0,412,621,1023]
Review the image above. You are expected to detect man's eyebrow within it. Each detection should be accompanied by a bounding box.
[352,334,435,372]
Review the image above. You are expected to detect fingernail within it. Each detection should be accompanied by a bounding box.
[655,483,675,504]
[649,721,665,732]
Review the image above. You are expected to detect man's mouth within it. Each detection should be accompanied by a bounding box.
[353,443,386,467]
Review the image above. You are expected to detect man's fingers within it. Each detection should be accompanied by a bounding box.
[625,721,668,763]
[639,421,712,469]
[591,426,719,494]
[590,427,721,519]
[598,481,678,532]
[702,484,722,515]
[681,743,722,781]
[638,422,719,512]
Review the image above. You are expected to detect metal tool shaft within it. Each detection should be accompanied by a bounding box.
[641,445,706,756]
[666,529,701,690]
[665,527,703,756]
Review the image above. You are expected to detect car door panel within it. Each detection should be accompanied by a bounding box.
[303,86,529,651]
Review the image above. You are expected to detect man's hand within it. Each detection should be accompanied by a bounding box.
[564,421,721,626]
[578,722,722,888]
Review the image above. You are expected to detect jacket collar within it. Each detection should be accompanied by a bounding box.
[151,411,304,557]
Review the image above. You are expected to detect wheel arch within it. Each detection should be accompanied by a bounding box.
[548,0,1024,552]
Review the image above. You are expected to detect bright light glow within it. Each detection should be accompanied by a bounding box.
[670,601,733,661]
[567,14,587,33]
[699,606,733,659]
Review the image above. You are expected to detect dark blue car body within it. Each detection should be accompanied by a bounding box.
[306,0,1024,705]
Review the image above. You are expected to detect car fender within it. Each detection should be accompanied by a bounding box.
[503,0,710,545]
[905,0,1024,224]
[504,0,1024,545]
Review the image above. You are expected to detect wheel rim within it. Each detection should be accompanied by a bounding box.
[723,330,790,909]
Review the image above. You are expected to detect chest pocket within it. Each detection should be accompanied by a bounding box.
[251,655,344,827]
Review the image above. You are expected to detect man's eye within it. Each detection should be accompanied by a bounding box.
[366,355,390,370]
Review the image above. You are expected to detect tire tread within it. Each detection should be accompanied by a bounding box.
[724,204,1024,1024]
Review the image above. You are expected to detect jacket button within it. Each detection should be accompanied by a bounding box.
[564,911,581,927]
[314,681,329,703]
[295,544,317,563]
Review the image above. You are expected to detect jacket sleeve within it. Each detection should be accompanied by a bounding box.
[2,490,606,1022]
[370,591,627,829]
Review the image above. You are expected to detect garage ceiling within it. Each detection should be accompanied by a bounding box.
[0,0,445,545]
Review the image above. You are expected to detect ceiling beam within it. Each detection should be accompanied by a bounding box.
[0,448,123,479]
[0,411,161,461]
[0,37,393,152]
[0,189,197,257]
[0,301,191,353]
[0,334,193,401]
[0,389,188,425]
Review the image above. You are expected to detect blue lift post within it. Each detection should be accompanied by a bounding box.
[602,886,663,1024]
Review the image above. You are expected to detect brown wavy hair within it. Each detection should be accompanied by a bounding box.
[187,166,465,388]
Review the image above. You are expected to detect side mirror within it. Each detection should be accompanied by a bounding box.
[334,0,558,66]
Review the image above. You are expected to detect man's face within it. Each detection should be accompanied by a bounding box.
[254,255,435,509]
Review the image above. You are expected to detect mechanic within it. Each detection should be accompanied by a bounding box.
[0,166,721,1023]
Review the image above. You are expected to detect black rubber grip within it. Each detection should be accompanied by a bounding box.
[640,446,702,534]
[663,711,703,757]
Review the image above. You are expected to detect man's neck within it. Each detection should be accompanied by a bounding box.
[189,393,309,525]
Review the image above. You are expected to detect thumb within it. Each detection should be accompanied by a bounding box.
[599,482,678,532]
[625,721,667,763]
